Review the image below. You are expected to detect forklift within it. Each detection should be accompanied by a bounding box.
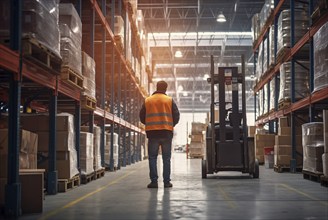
[202,55,259,178]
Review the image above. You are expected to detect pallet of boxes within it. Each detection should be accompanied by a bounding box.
[322,110,328,186]
[188,122,206,159]
[254,129,275,166]
[0,127,45,214]
[104,132,119,170]
[274,117,303,172]
[302,121,324,182]
[21,113,80,193]
[81,126,105,183]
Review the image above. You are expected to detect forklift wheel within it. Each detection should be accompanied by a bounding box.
[253,159,259,179]
[202,159,207,179]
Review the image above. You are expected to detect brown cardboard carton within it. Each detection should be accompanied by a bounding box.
[279,117,289,127]
[278,127,291,136]
[190,134,204,142]
[191,122,206,134]
[248,126,256,137]
[37,131,73,151]
[275,135,302,146]
[256,155,264,164]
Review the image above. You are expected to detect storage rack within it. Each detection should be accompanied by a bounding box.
[253,0,328,171]
[0,0,149,216]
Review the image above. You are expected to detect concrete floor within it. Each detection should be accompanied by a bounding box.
[19,152,328,220]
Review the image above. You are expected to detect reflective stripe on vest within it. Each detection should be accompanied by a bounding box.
[145,93,173,131]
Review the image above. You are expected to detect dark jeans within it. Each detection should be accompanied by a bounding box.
[148,138,172,183]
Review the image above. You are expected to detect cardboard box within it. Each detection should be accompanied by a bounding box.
[278,127,291,136]
[20,113,74,132]
[256,155,264,164]
[274,145,303,156]
[274,155,291,166]
[37,131,74,152]
[279,117,289,127]
[248,126,256,137]
[190,134,203,142]
[256,147,264,155]
[303,157,323,173]
[189,142,204,149]
[303,145,324,159]
[20,169,44,213]
[38,151,79,179]
[191,122,206,134]
[255,134,275,142]
[275,135,302,146]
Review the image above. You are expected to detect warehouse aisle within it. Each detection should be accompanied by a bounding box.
[19,153,328,220]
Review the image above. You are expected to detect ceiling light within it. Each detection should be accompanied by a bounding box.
[175,50,183,58]
[203,74,210,80]
[216,11,226,23]
[178,85,184,91]
[183,92,188,97]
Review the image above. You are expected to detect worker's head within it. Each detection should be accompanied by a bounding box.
[156,80,168,92]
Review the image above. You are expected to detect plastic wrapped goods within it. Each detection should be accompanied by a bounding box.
[263,84,268,115]
[263,38,268,74]
[81,126,103,171]
[256,41,263,79]
[302,122,324,173]
[269,78,276,111]
[313,21,328,92]
[80,132,94,175]
[82,52,96,99]
[251,13,260,42]
[269,25,275,67]
[59,3,82,75]
[277,9,308,54]
[278,61,310,102]
[259,0,274,31]
[22,0,61,57]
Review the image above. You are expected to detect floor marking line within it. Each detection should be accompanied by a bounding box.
[218,186,237,209]
[39,170,136,220]
[280,183,328,206]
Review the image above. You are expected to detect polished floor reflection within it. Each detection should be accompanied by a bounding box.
[19,152,328,220]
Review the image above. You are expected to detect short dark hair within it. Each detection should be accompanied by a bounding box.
[156,80,168,92]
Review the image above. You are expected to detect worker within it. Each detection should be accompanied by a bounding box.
[139,80,180,188]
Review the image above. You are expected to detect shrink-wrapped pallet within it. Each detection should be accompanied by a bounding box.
[251,13,260,42]
[269,25,275,67]
[313,21,328,92]
[82,51,96,99]
[20,113,79,179]
[277,9,309,56]
[279,61,310,103]
[80,132,94,175]
[302,122,324,173]
[269,78,275,111]
[59,3,82,75]
[81,126,103,171]
[23,0,60,57]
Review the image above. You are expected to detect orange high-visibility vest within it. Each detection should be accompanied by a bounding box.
[145,93,173,131]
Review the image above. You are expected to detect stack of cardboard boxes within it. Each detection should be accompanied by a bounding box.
[0,129,38,209]
[255,133,275,164]
[274,117,303,168]
[189,123,206,158]
[21,113,79,179]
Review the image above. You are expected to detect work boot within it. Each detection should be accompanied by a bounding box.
[164,182,173,188]
[147,182,158,188]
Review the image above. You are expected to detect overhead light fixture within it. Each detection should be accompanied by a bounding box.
[183,92,188,97]
[175,50,183,58]
[216,11,226,23]
[178,85,184,91]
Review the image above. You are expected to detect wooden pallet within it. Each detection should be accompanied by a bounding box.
[303,170,323,183]
[81,172,96,184]
[81,95,96,111]
[95,168,105,179]
[278,99,291,110]
[274,165,302,173]
[320,175,328,187]
[61,66,84,90]
[58,175,80,193]
[22,37,62,74]
[276,47,290,64]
